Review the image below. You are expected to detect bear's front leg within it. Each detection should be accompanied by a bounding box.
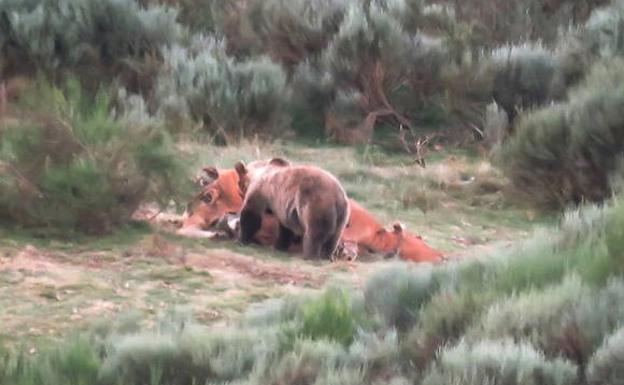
[239,208,262,245]
[275,223,296,252]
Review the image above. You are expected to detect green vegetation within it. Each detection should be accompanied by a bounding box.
[0,79,189,234]
[587,327,624,385]
[156,36,288,141]
[301,289,356,346]
[0,0,181,93]
[501,58,624,208]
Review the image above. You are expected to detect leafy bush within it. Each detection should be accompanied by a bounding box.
[0,338,100,385]
[156,36,289,141]
[0,0,182,93]
[501,57,624,209]
[364,264,437,331]
[0,79,188,234]
[421,340,578,385]
[587,327,624,385]
[100,328,275,385]
[266,338,364,385]
[449,0,606,49]
[483,43,559,125]
[241,0,347,71]
[287,0,453,143]
[142,0,216,33]
[301,289,357,346]
[470,277,603,368]
[403,289,490,369]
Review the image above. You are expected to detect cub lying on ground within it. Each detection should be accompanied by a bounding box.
[236,158,349,260]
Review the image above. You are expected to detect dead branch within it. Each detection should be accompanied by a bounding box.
[399,126,444,168]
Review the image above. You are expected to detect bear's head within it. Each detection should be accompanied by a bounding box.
[234,157,290,195]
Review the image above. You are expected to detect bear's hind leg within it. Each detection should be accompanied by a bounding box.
[239,208,262,245]
[275,224,296,252]
[302,229,326,260]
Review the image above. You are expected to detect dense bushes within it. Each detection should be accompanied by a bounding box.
[421,340,577,385]
[587,327,624,385]
[1,0,615,149]
[0,0,182,94]
[290,1,450,142]
[364,265,437,331]
[501,58,624,208]
[0,79,188,234]
[156,36,289,141]
[301,289,357,346]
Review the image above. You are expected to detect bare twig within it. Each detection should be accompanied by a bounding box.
[399,125,443,168]
[468,123,485,139]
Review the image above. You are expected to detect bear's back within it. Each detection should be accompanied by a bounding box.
[265,165,346,198]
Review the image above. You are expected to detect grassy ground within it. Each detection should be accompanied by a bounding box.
[0,141,549,349]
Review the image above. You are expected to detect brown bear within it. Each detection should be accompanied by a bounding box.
[235,158,349,260]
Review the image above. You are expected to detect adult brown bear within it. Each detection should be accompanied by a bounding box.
[235,158,349,260]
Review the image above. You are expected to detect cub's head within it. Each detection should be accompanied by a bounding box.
[234,157,290,195]
[386,222,443,263]
[184,167,245,229]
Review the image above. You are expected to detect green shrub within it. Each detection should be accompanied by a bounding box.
[364,264,437,331]
[587,327,624,385]
[402,196,624,373]
[492,194,623,286]
[288,0,452,144]
[484,43,559,124]
[471,277,586,363]
[99,324,278,385]
[142,0,216,33]
[501,56,624,209]
[0,0,182,93]
[242,297,308,328]
[156,36,289,141]
[300,289,357,346]
[241,0,347,71]
[571,278,624,357]
[448,0,605,49]
[0,338,100,385]
[0,79,189,234]
[406,290,489,362]
[266,338,364,385]
[421,340,578,385]
[349,330,400,382]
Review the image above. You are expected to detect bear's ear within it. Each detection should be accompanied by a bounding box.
[234,161,247,176]
[202,166,219,181]
[391,222,405,234]
[269,157,290,167]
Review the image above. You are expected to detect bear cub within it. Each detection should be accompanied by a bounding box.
[235,158,349,260]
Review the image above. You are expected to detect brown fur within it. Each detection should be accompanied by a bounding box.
[236,158,349,260]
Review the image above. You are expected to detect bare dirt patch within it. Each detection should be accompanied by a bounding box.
[183,250,327,287]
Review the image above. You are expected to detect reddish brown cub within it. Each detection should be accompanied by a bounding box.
[235,158,349,260]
